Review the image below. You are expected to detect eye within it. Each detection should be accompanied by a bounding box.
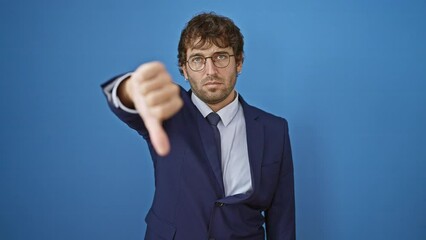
[190,56,204,64]
[214,54,228,61]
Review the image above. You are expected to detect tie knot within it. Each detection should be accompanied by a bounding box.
[206,112,221,126]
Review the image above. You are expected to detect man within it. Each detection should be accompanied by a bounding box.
[102,12,295,240]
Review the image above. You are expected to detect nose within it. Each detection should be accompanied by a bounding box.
[205,58,217,75]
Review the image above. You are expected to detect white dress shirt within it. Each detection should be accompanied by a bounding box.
[191,92,252,196]
[112,74,252,196]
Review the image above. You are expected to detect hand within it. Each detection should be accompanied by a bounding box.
[125,62,183,156]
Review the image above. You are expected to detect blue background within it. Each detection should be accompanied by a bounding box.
[1,0,425,239]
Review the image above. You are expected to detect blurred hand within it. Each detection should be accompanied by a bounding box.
[125,62,183,156]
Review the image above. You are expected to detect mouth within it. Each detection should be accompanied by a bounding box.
[204,81,223,86]
[203,82,224,90]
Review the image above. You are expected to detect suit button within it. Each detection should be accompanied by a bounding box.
[215,202,224,207]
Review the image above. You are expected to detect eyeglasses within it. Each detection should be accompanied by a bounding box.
[186,52,235,72]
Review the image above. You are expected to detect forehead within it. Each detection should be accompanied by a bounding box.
[187,45,233,56]
[186,39,233,56]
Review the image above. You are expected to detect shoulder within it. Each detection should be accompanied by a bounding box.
[178,84,192,102]
[239,96,289,130]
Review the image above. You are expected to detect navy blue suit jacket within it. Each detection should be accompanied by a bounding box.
[102,77,295,240]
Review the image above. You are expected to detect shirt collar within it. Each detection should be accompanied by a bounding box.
[191,91,240,127]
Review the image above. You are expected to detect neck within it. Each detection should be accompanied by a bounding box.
[208,91,237,112]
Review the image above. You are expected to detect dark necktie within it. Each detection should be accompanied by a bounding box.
[206,112,222,161]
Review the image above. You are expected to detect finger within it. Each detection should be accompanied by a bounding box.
[145,84,180,108]
[149,95,184,120]
[143,114,170,156]
[137,72,172,95]
[132,92,171,156]
[135,61,168,81]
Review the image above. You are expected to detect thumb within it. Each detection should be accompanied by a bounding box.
[143,114,170,156]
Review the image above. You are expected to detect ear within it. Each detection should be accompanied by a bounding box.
[236,59,243,74]
[181,65,189,80]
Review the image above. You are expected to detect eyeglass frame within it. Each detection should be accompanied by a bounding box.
[185,52,235,72]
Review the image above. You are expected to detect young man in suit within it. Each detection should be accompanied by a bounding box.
[102,12,295,240]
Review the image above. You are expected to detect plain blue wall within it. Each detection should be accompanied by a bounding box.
[1,0,425,239]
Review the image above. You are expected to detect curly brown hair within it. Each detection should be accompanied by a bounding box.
[177,12,244,75]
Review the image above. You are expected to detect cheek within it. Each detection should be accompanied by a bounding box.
[188,71,204,81]
[187,76,202,89]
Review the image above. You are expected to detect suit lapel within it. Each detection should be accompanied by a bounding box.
[184,90,264,201]
[185,90,225,196]
[218,97,265,204]
[241,97,264,200]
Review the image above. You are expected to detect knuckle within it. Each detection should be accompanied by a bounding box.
[177,98,184,108]
[144,94,156,106]
[151,61,165,69]
[174,99,184,112]
[166,84,179,97]
[172,83,180,93]
[137,83,148,95]
[136,61,166,81]
[148,62,166,75]
[151,107,166,120]
[135,64,150,79]
[158,72,172,83]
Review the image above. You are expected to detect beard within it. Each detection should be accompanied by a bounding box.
[189,73,237,106]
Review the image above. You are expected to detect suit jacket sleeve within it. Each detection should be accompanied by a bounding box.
[265,119,296,240]
[100,74,149,139]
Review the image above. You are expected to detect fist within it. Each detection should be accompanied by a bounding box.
[126,62,183,156]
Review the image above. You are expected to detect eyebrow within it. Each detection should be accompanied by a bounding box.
[188,51,231,58]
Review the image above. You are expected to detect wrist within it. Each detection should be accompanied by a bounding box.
[118,77,135,109]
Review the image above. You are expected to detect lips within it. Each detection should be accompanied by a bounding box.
[203,77,223,86]
[204,81,222,85]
